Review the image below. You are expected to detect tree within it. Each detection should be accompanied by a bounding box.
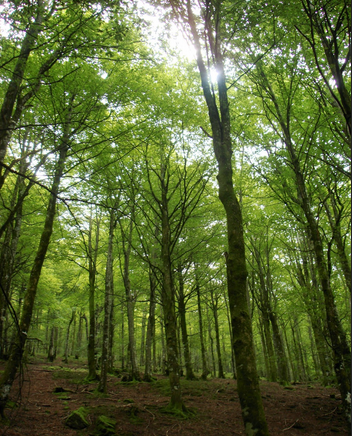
[161,1,269,433]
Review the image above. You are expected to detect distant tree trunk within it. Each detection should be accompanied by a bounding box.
[120,202,140,381]
[140,312,146,367]
[121,302,125,370]
[210,289,225,379]
[47,327,57,362]
[98,209,116,393]
[206,306,216,376]
[108,297,115,371]
[144,266,156,382]
[63,310,76,363]
[224,289,236,379]
[178,264,196,380]
[195,272,209,380]
[0,111,70,417]
[160,164,185,412]
[324,197,351,292]
[87,211,100,381]
[75,313,83,359]
[269,311,289,384]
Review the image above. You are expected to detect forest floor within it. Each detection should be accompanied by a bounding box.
[0,357,348,436]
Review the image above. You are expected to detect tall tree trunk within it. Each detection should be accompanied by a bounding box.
[160,164,185,413]
[121,203,140,381]
[184,3,269,433]
[0,114,70,416]
[47,327,56,362]
[269,311,290,385]
[63,310,76,364]
[144,266,157,382]
[87,211,100,381]
[121,302,125,370]
[210,289,225,379]
[98,210,115,393]
[195,272,209,380]
[178,264,196,380]
[140,312,146,367]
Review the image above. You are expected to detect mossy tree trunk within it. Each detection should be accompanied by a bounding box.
[175,2,270,433]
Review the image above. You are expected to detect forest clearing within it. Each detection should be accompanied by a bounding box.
[0,0,350,435]
[0,356,348,436]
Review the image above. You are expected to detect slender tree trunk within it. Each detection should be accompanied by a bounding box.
[75,313,83,359]
[108,296,115,371]
[63,310,75,364]
[195,272,209,380]
[206,306,216,377]
[0,116,70,416]
[121,203,140,381]
[185,4,269,432]
[160,165,185,412]
[269,311,290,385]
[210,289,225,379]
[144,266,156,382]
[98,210,115,393]
[178,264,196,380]
[47,327,56,362]
[121,302,125,370]
[140,312,146,367]
[87,212,100,381]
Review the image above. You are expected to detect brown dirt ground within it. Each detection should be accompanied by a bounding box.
[0,358,348,436]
